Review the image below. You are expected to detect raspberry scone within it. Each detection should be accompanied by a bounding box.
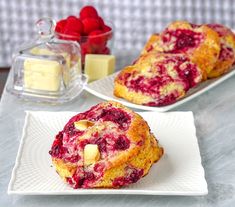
[207,24,235,78]
[49,101,163,188]
[143,21,221,79]
[114,53,202,106]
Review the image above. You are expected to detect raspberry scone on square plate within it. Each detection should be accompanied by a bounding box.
[49,101,163,188]
[114,53,203,106]
[206,24,235,78]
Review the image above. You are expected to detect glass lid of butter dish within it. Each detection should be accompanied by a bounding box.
[7,17,88,104]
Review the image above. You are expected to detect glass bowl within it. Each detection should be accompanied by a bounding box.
[54,22,114,68]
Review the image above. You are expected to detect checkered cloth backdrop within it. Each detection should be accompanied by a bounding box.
[0,0,234,67]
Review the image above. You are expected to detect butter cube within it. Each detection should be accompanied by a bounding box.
[74,120,94,131]
[30,47,55,56]
[24,59,62,91]
[84,144,100,166]
[30,47,71,69]
[84,54,115,82]
[30,47,71,86]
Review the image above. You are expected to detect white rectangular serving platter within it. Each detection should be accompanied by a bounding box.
[85,68,235,112]
[8,111,207,195]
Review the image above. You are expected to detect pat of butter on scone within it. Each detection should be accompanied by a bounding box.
[74,120,94,131]
[84,144,100,166]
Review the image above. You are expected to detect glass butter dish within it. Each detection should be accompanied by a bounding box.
[7,18,87,104]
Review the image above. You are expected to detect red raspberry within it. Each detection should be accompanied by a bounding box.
[87,30,107,54]
[79,36,88,44]
[95,45,110,55]
[66,16,83,34]
[81,41,93,55]
[103,25,112,32]
[82,18,100,34]
[79,6,98,20]
[63,29,81,41]
[114,135,130,150]
[88,30,106,45]
[98,16,105,28]
[55,19,67,33]
[99,46,110,54]
[102,25,113,41]
[80,41,93,62]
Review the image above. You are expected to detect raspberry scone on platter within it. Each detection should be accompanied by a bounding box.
[144,21,221,79]
[114,53,203,106]
[206,24,235,78]
[49,101,163,188]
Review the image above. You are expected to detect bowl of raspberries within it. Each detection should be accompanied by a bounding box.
[54,5,113,64]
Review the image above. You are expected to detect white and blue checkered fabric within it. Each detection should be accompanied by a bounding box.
[0,0,234,66]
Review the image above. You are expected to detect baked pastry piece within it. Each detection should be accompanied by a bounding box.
[114,53,202,106]
[141,21,221,79]
[206,24,235,78]
[114,21,235,107]
[49,101,163,188]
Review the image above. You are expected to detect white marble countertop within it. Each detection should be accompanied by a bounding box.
[1,54,235,206]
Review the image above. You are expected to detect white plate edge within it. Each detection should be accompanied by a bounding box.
[188,111,208,195]
[84,69,235,112]
[7,111,31,194]
[8,189,208,196]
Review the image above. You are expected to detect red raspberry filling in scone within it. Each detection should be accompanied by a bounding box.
[49,102,163,189]
[50,105,131,188]
[219,44,234,61]
[112,167,144,187]
[161,29,204,53]
[116,53,202,106]
[206,24,235,77]
[155,21,221,79]
[207,24,233,37]
[207,24,235,62]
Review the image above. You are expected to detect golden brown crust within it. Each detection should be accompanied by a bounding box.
[207,25,235,78]
[141,33,162,55]
[101,101,154,169]
[160,21,221,79]
[114,66,155,105]
[114,52,201,106]
[208,59,233,78]
[139,21,221,80]
[190,24,221,79]
[113,21,231,107]
[52,158,77,181]
[114,81,157,105]
[95,127,163,188]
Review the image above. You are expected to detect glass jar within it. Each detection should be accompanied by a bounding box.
[7,18,87,104]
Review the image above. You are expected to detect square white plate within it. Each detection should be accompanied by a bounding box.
[85,68,235,112]
[8,111,207,195]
